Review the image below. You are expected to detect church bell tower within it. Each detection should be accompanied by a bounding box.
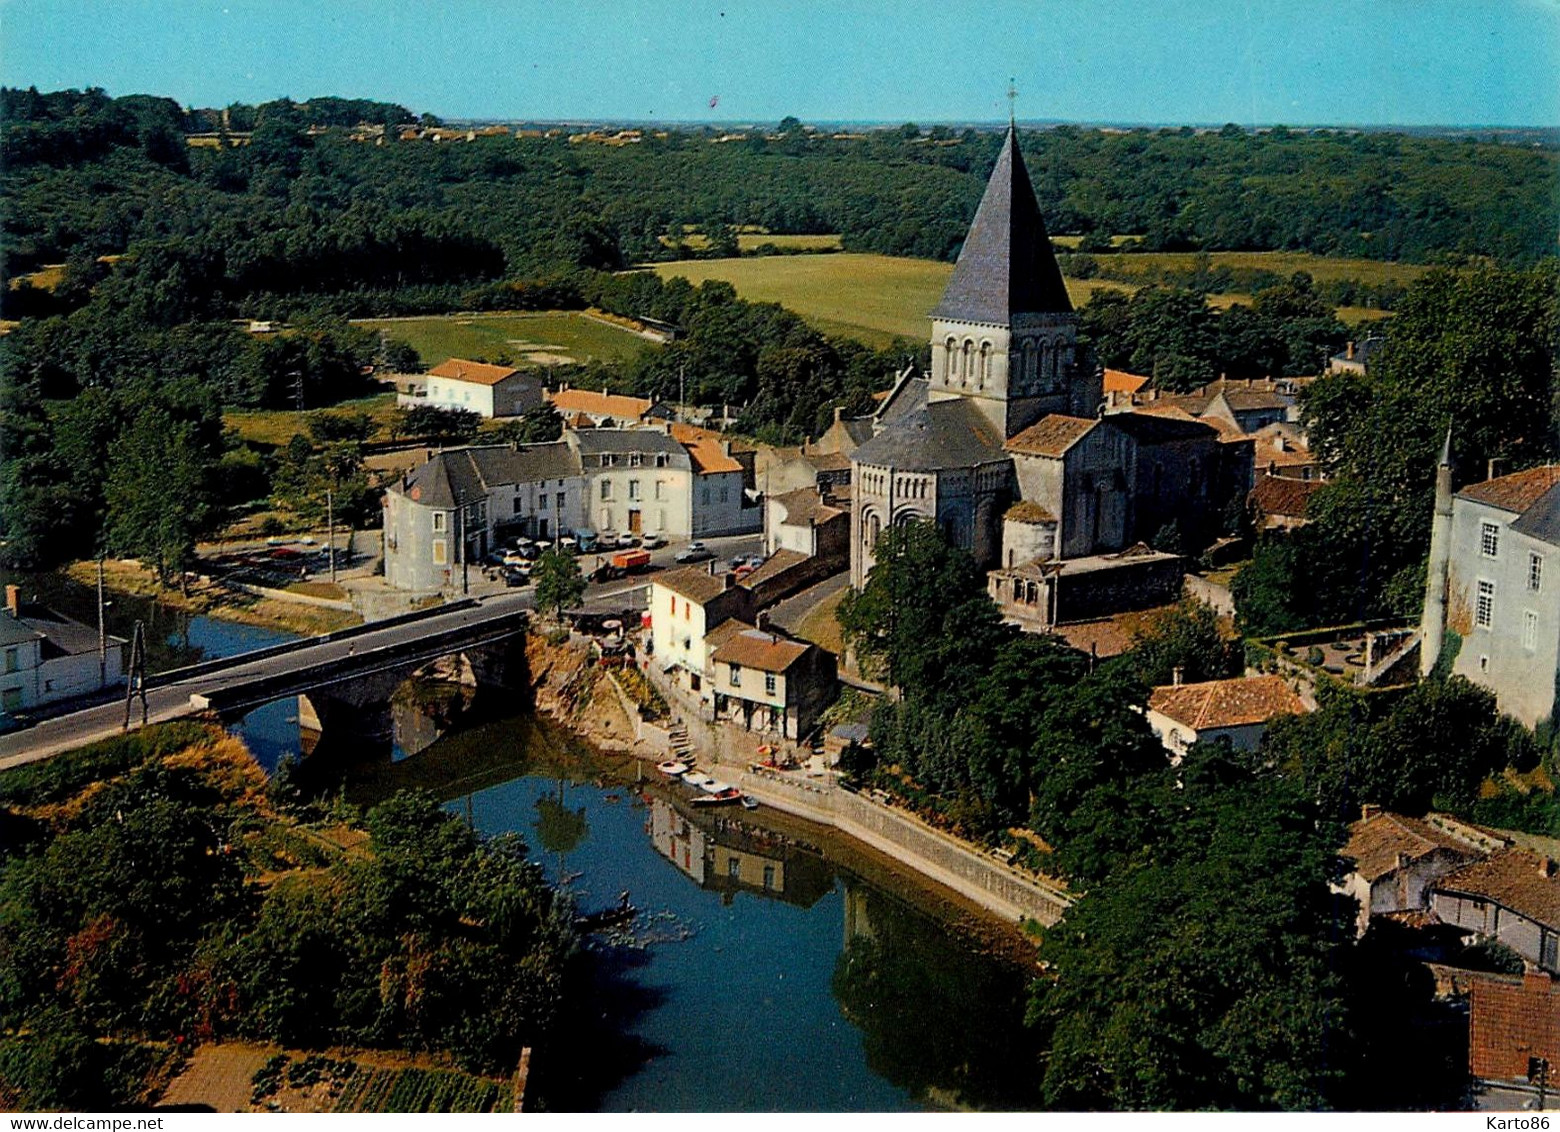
[926,123,1098,437]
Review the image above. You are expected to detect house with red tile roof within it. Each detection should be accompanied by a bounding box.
[422,358,542,419]
[706,621,838,740]
[1145,673,1309,760]
[1337,807,1506,934]
[1433,848,1560,973]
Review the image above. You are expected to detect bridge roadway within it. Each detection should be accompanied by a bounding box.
[0,591,552,770]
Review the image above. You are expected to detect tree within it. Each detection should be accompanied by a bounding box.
[532,549,585,621]
[494,403,563,446]
[1123,598,1230,687]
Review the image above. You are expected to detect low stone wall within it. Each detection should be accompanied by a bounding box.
[735,766,1071,927]
[1183,573,1234,616]
[227,580,355,612]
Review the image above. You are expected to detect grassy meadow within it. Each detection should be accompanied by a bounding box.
[224,392,402,448]
[353,310,652,370]
[650,250,1410,345]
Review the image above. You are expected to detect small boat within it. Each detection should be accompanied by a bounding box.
[691,787,742,807]
[699,778,732,795]
[740,796,759,811]
[682,772,715,789]
[656,760,690,777]
[574,894,637,932]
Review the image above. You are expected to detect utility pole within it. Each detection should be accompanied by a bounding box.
[122,621,147,730]
[326,485,336,584]
[291,370,304,412]
[456,494,469,596]
[96,554,107,687]
[678,364,685,424]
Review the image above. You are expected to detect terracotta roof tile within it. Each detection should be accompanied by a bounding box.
[710,626,812,673]
[1342,811,1484,883]
[1249,475,1324,518]
[1004,501,1056,523]
[1438,848,1560,929]
[669,423,743,474]
[426,358,520,386]
[738,548,810,590]
[1005,414,1098,457]
[770,487,845,528]
[653,566,732,604]
[1102,369,1150,395]
[1147,674,1308,730]
[1458,466,1560,513]
[547,388,653,421]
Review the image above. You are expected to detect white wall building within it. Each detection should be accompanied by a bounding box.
[423,358,543,419]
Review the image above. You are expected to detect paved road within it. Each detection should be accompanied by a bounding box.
[0,594,535,769]
[0,532,765,769]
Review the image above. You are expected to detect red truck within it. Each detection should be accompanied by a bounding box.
[595,548,652,581]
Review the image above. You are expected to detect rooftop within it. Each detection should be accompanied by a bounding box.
[426,358,521,386]
[546,387,653,421]
[1438,848,1560,929]
[1005,414,1098,457]
[669,423,743,474]
[1102,369,1150,396]
[1250,474,1324,519]
[1147,674,1309,731]
[1511,482,1560,548]
[1342,811,1489,883]
[653,566,733,605]
[769,487,845,528]
[1004,500,1056,524]
[738,548,811,590]
[710,625,813,674]
[930,125,1072,323]
[1457,465,1560,513]
[852,397,1007,472]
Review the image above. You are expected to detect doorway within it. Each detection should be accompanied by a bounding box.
[628,510,642,534]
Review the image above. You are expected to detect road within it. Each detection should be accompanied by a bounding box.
[0,531,764,769]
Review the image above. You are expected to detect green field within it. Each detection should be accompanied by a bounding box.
[1080,249,1434,288]
[354,310,653,370]
[651,254,1155,347]
[225,393,402,447]
[650,250,1407,345]
[660,232,845,252]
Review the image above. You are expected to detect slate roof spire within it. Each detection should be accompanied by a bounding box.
[931,124,1072,324]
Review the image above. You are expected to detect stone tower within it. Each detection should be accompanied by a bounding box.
[1420,428,1454,677]
[926,125,1099,438]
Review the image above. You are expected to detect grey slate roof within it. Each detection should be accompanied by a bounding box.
[851,398,1007,472]
[1511,481,1560,547]
[396,442,583,509]
[873,374,929,427]
[931,125,1072,323]
[572,428,690,462]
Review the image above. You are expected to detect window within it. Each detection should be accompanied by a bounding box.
[432,539,448,566]
[432,512,446,532]
[1525,610,1540,651]
[601,454,616,467]
[514,494,525,512]
[630,453,642,468]
[702,488,711,505]
[1532,553,1544,593]
[655,481,666,501]
[2,648,16,674]
[729,663,742,687]
[601,480,613,500]
[1476,579,1495,628]
[1544,931,1559,972]
[655,453,668,468]
[1481,521,1500,558]
[719,487,728,503]
[762,864,775,889]
[728,857,740,878]
[629,480,640,501]
[764,673,776,695]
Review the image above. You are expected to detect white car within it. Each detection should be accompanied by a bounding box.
[617,532,638,548]
[639,531,664,549]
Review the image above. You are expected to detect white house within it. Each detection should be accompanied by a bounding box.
[0,587,126,719]
[1145,674,1308,760]
[423,358,543,419]
[648,567,747,697]
[1337,808,1502,935]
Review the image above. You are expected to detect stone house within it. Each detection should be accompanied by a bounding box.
[1433,849,1560,973]
[421,358,543,419]
[1248,474,1324,532]
[706,621,838,741]
[574,429,694,539]
[670,423,760,538]
[988,544,1183,632]
[1144,673,1309,760]
[765,483,850,567]
[1336,808,1503,934]
[545,386,653,428]
[1436,466,1560,728]
[0,588,126,719]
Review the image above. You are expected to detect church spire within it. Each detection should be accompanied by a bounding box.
[930,122,1072,324]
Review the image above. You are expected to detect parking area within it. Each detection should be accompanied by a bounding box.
[462,531,766,604]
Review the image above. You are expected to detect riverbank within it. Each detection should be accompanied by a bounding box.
[522,630,1054,959]
[64,559,360,638]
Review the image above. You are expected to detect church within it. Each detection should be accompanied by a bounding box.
[848,125,1251,621]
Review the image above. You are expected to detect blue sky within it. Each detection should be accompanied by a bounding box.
[3,0,1557,126]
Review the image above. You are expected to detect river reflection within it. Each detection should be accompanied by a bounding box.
[277,702,1043,1112]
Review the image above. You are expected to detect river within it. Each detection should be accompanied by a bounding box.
[277,704,1045,1112]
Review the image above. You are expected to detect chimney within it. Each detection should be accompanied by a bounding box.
[1488,457,1505,481]
[756,609,771,631]
[1172,665,1184,686]
[722,572,735,590]
[833,405,845,425]
[1346,341,1356,360]
[4,585,18,617]
[707,559,716,577]
[1361,803,1380,821]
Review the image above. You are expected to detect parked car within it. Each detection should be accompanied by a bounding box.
[503,568,529,588]
[639,531,665,549]
[674,541,713,564]
[558,536,578,553]
[484,550,508,567]
[503,551,528,567]
[617,532,638,548]
[575,529,600,553]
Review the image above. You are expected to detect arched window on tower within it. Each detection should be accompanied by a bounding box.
[1022,340,1037,387]
[944,337,957,384]
[978,341,991,390]
[961,340,974,385]
[1036,341,1048,388]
